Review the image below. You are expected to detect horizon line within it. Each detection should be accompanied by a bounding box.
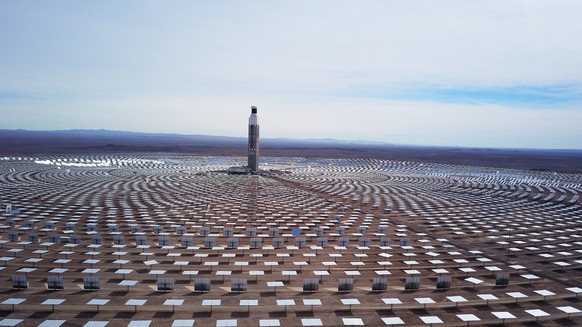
[2,128,582,152]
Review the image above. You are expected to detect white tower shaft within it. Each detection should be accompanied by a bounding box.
[248,106,259,172]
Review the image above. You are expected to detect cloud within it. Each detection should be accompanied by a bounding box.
[0,1,581,149]
[347,85,582,108]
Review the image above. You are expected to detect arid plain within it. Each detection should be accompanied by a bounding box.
[0,131,582,326]
[0,149,581,326]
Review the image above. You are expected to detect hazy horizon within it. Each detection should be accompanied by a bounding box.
[5,127,582,152]
[1,1,582,149]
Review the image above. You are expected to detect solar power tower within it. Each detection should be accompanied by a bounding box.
[248,106,260,172]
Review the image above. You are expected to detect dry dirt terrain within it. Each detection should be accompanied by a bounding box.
[0,155,581,326]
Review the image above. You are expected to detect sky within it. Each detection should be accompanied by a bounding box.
[1,1,582,149]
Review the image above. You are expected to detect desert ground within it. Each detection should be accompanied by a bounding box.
[0,153,581,326]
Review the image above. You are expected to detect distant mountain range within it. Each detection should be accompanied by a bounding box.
[0,128,393,154]
[1,129,582,173]
[1,129,388,146]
